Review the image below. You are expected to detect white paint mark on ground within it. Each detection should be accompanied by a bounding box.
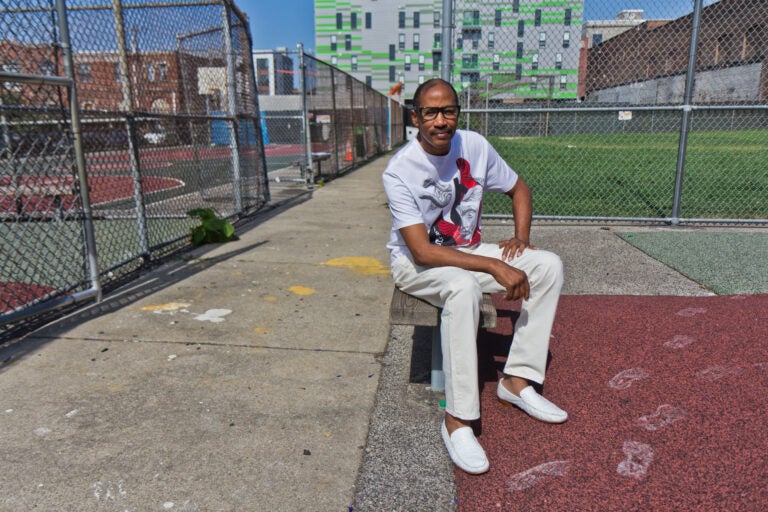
[617,441,654,480]
[664,334,696,349]
[637,404,687,431]
[696,364,745,382]
[92,480,127,502]
[676,307,707,317]
[193,309,232,323]
[507,461,571,492]
[65,409,79,418]
[33,427,51,436]
[608,368,649,390]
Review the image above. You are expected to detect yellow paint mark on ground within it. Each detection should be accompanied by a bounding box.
[262,295,278,302]
[253,326,271,335]
[321,256,389,276]
[289,285,316,296]
[141,302,191,312]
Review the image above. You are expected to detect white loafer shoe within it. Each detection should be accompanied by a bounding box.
[441,422,490,475]
[497,382,568,424]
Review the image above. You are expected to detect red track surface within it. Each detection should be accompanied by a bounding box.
[0,175,183,214]
[457,294,768,511]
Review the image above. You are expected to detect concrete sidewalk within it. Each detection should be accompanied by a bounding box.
[0,155,713,511]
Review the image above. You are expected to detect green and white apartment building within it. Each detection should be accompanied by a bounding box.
[314,0,583,102]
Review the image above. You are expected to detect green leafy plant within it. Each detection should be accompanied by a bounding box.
[187,208,239,246]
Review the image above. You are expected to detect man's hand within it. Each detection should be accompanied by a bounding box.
[491,259,530,301]
[498,237,537,261]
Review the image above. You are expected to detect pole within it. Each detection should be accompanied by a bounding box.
[440,0,453,83]
[671,0,703,224]
[56,0,102,300]
[222,3,243,211]
[298,43,314,184]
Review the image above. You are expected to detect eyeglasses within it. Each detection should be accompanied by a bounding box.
[415,105,460,121]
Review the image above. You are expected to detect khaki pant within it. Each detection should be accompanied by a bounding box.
[391,244,563,420]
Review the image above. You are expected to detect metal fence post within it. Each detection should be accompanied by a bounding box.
[56,0,102,300]
[671,0,704,224]
[440,0,453,83]
[298,43,313,184]
[112,0,149,257]
[222,1,243,212]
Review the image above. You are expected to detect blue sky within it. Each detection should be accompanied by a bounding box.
[242,0,712,53]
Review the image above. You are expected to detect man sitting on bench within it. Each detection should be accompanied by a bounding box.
[382,78,567,475]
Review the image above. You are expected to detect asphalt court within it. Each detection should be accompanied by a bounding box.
[617,229,768,295]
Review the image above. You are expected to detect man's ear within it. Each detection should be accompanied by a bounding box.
[410,108,420,127]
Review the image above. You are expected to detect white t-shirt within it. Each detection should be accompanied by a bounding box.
[382,129,518,266]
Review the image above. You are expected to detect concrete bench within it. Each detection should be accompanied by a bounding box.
[389,287,497,392]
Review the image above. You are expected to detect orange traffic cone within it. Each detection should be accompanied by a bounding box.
[344,139,353,161]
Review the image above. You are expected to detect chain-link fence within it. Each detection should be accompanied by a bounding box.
[0,0,269,337]
[255,47,404,184]
[451,0,767,223]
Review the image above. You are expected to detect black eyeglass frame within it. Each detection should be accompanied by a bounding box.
[412,104,461,120]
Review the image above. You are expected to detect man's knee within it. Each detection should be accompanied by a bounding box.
[533,250,564,287]
[443,272,482,303]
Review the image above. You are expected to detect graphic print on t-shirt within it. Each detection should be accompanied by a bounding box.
[423,157,482,247]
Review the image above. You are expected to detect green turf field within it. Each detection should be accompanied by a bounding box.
[483,130,768,220]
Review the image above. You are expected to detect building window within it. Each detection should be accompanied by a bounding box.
[517,20,525,38]
[531,76,538,90]
[457,36,463,50]
[404,55,411,71]
[560,75,567,90]
[331,35,337,51]
[157,62,168,81]
[488,31,495,50]
[331,55,338,66]
[434,33,441,49]
[419,75,425,84]
[555,53,562,70]
[493,54,500,71]
[345,34,352,51]
[399,11,405,29]
[495,10,502,27]
[419,54,425,71]
[351,12,357,29]
[413,33,420,50]
[462,54,478,69]
[564,9,572,26]
[463,10,479,27]
[336,12,343,29]
[516,42,523,59]
[365,12,372,29]
[351,55,358,71]
[39,59,55,76]
[539,32,547,49]
[389,65,396,82]
[513,0,519,14]
[515,63,522,80]
[399,34,405,50]
[113,63,122,83]
[2,61,22,90]
[471,31,480,49]
[563,31,570,48]
[531,53,538,71]
[366,75,372,87]
[434,10,440,28]
[592,33,603,46]
[389,44,396,60]
[77,63,92,83]
[414,12,420,28]
[432,53,440,71]
[535,9,541,27]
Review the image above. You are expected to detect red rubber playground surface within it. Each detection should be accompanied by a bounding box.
[456,293,768,511]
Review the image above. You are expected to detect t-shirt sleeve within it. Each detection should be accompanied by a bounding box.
[483,141,518,193]
[383,171,426,231]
